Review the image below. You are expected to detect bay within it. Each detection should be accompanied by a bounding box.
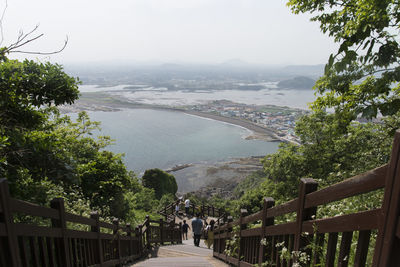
[84,108,280,174]
[79,84,316,110]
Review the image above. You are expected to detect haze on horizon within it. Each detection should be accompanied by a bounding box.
[4,0,337,66]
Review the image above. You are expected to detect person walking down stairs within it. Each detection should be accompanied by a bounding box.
[181,220,190,240]
[185,198,190,215]
[204,219,215,249]
[191,213,203,247]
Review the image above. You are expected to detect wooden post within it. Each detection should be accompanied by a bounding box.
[214,221,220,254]
[172,221,176,244]
[373,130,400,266]
[113,219,121,266]
[227,216,233,232]
[293,178,318,255]
[159,219,164,245]
[226,216,233,263]
[145,216,151,249]
[138,224,143,256]
[50,198,71,267]
[238,209,248,266]
[168,221,172,244]
[90,212,103,265]
[179,222,182,244]
[258,197,275,266]
[133,226,139,257]
[0,179,22,267]
[126,224,132,259]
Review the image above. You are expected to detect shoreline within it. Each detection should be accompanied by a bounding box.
[60,97,281,142]
[183,110,279,142]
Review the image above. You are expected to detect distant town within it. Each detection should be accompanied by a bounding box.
[62,63,321,144]
[183,100,308,144]
[61,91,309,145]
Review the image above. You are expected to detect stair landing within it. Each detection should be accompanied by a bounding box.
[131,240,229,267]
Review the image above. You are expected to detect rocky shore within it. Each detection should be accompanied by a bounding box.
[172,156,265,195]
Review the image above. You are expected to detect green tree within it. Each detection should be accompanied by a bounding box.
[232,0,400,219]
[142,168,178,199]
[0,58,79,180]
[0,54,153,220]
[288,0,400,120]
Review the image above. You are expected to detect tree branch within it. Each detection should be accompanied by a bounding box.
[0,0,8,46]
[7,33,44,51]
[9,36,68,55]
[8,24,40,48]
[4,24,69,56]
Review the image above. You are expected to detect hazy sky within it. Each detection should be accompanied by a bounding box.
[4,0,338,65]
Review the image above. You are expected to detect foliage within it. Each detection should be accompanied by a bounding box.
[220,1,400,263]
[182,192,206,206]
[125,186,160,224]
[293,110,391,183]
[142,168,178,199]
[0,58,79,182]
[230,110,394,216]
[224,225,240,258]
[158,193,176,210]
[232,170,266,199]
[288,0,400,120]
[0,59,79,129]
[233,0,400,219]
[208,195,230,214]
[0,55,159,223]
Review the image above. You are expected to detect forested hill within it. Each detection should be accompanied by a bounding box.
[277,76,315,89]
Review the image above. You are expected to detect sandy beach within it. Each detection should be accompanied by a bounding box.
[60,94,280,142]
[183,110,279,142]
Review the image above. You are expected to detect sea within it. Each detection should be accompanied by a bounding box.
[85,109,280,174]
[77,84,315,176]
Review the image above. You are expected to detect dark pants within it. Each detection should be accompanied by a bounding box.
[185,207,189,214]
[182,231,188,240]
[193,234,201,246]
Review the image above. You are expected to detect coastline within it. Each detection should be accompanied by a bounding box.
[60,95,280,142]
[60,96,281,193]
[183,110,279,142]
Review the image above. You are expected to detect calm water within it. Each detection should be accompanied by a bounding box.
[84,109,280,174]
[79,84,316,109]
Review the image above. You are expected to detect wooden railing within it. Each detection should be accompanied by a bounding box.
[0,180,182,267]
[213,130,400,267]
[160,200,226,221]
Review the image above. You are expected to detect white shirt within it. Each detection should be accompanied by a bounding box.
[185,199,190,208]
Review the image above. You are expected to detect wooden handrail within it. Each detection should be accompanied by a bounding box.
[3,133,400,266]
[0,179,182,267]
[159,200,228,223]
[212,130,400,267]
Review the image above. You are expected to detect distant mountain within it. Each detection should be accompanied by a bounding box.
[277,76,316,89]
[219,59,250,67]
[159,63,185,69]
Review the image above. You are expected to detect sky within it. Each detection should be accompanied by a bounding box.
[3,0,338,65]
